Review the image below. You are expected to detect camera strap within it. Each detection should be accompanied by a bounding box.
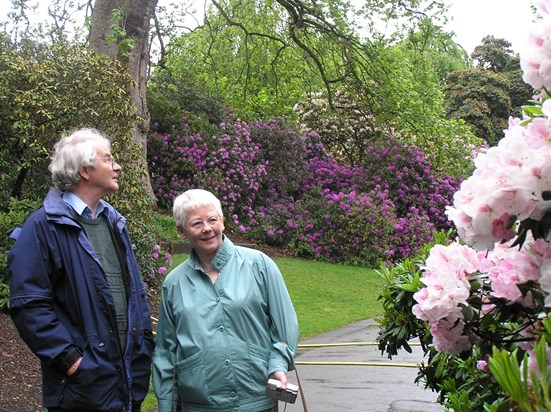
[295,367,308,412]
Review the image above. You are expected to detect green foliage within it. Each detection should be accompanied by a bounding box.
[444,36,534,146]
[374,232,449,358]
[429,346,500,410]
[486,317,551,412]
[444,69,512,146]
[0,44,166,287]
[0,44,137,199]
[472,36,534,117]
[147,70,229,128]
[375,257,426,357]
[472,36,516,73]
[376,230,507,409]
[403,18,470,85]
[106,8,136,57]
[162,0,315,122]
[153,211,181,243]
[0,197,41,310]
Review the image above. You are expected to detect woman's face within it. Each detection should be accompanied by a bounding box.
[178,205,225,258]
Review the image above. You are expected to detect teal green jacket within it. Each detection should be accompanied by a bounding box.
[152,237,299,412]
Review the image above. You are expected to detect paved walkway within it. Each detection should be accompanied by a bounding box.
[282,319,444,412]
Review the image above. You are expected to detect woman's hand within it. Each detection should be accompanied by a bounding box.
[269,370,288,388]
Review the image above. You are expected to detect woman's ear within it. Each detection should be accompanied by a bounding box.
[176,225,187,240]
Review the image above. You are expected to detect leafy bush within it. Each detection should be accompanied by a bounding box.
[0,44,168,287]
[0,197,42,310]
[360,137,460,231]
[287,189,397,266]
[153,211,181,243]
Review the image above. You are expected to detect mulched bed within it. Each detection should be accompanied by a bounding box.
[0,310,43,412]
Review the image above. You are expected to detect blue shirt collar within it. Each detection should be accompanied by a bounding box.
[62,191,106,218]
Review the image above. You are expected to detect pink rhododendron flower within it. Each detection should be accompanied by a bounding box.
[476,360,488,372]
[430,316,472,355]
[540,260,551,307]
[412,242,480,323]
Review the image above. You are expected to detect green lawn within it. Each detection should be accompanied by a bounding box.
[143,253,384,410]
[167,253,383,339]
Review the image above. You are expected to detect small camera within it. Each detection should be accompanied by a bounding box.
[265,379,298,404]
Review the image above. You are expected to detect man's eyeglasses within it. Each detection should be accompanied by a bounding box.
[95,156,118,170]
[187,216,222,230]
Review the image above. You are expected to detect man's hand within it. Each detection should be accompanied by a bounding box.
[67,357,82,376]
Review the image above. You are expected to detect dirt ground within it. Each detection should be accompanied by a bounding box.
[0,290,162,412]
[0,309,43,412]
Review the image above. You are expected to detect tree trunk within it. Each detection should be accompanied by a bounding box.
[89,0,157,200]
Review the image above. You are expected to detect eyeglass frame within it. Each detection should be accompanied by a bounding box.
[186,215,223,231]
[95,155,118,170]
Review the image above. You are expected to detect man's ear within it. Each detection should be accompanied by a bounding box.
[176,225,187,240]
[79,166,90,182]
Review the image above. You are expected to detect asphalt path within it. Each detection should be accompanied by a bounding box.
[281,319,444,412]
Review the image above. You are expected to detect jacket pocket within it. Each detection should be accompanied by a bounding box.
[58,340,123,411]
[244,342,271,396]
[175,350,212,404]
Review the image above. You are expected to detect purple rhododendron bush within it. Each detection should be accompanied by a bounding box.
[377,2,551,410]
[148,115,459,266]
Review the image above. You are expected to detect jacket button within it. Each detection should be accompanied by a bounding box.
[218,326,224,332]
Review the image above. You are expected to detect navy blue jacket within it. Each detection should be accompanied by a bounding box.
[8,188,154,411]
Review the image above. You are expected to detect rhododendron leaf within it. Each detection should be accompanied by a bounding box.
[488,347,532,409]
[522,105,542,116]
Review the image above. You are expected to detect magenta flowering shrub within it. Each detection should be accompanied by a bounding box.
[247,118,323,200]
[148,120,210,208]
[148,116,458,265]
[360,137,460,230]
[148,117,268,224]
[147,244,173,286]
[286,188,397,266]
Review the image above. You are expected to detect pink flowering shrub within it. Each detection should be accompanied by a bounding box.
[378,3,551,409]
[148,244,173,286]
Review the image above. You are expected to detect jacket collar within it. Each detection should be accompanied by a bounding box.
[189,235,234,273]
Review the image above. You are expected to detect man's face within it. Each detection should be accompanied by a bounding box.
[87,143,121,196]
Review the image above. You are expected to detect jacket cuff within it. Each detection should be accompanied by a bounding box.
[57,346,82,373]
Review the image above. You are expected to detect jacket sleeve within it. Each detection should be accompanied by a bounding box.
[8,216,81,373]
[152,282,178,412]
[262,255,299,374]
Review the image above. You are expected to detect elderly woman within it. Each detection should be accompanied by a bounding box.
[152,189,299,412]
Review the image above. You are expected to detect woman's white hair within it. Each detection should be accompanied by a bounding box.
[48,128,111,191]
[173,189,224,228]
